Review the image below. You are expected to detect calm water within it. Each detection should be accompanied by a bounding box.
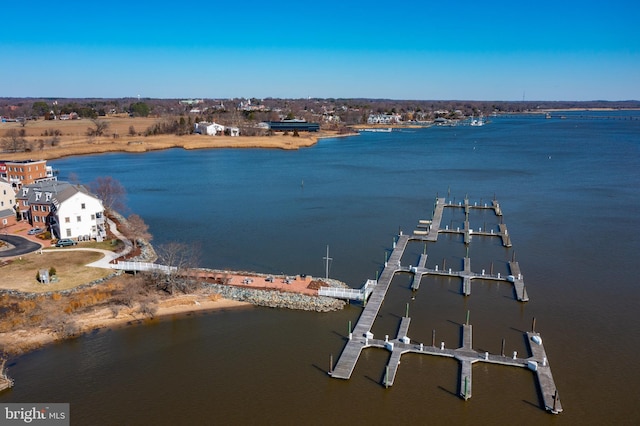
[2,113,639,425]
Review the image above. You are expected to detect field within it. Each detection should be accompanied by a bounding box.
[0,250,113,292]
[0,116,334,161]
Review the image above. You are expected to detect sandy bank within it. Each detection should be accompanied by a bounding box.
[0,294,251,357]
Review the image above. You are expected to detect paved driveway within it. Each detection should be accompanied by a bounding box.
[0,235,43,258]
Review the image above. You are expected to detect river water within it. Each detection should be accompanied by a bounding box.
[2,112,639,425]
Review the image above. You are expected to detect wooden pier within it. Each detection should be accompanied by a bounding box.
[333,313,562,413]
[508,261,529,302]
[329,195,560,413]
[330,233,409,380]
[425,197,446,241]
[526,332,563,413]
[407,255,528,301]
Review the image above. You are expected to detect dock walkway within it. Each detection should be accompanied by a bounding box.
[330,234,408,380]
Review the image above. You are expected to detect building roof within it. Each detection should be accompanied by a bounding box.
[266,121,320,132]
[17,181,101,209]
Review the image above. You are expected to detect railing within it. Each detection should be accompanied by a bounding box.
[319,279,377,301]
[112,261,177,273]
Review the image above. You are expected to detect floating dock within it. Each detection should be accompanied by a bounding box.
[329,195,560,414]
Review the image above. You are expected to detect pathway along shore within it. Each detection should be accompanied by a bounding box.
[0,214,349,390]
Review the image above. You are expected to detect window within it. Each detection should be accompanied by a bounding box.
[65,217,70,223]
[91,214,95,220]
[2,219,6,225]
[77,216,81,222]
[66,229,72,237]
[81,203,86,209]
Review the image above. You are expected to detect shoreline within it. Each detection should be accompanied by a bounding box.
[0,294,252,358]
[0,270,348,359]
[0,122,356,162]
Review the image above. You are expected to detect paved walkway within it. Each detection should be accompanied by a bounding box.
[44,218,133,269]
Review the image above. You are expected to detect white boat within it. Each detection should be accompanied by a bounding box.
[470,114,485,126]
[361,128,392,133]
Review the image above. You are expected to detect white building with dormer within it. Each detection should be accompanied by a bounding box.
[16,181,106,241]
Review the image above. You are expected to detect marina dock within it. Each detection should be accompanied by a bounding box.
[329,195,560,414]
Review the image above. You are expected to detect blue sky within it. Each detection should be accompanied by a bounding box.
[1,0,638,101]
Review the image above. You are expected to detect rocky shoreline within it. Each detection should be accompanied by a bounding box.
[203,283,346,312]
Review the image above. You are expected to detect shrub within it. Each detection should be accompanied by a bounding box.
[49,267,57,276]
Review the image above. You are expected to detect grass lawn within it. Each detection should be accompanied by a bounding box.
[0,250,114,292]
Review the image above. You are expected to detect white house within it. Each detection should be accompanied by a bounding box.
[0,178,16,214]
[367,113,402,125]
[17,181,106,241]
[194,121,225,136]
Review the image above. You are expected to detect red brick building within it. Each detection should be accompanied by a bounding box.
[0,159,54,188]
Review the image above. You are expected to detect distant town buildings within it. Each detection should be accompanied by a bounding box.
[265,120,320,132]
[180,99,204,106]
[367,113,402,124]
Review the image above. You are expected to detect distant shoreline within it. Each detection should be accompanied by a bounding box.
[0,116,357,162]
[521,107,640,113]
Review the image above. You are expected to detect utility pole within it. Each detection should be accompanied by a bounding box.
[323,245,332,279]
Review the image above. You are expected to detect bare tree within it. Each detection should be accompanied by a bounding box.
[151,242,201,294]
[89,176,126,213]
[1,128,27,152]
[86,118,110,138]
[114,274,148,307]
[124,213,153,248]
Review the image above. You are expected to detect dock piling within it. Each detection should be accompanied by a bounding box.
[385,366,390,388]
